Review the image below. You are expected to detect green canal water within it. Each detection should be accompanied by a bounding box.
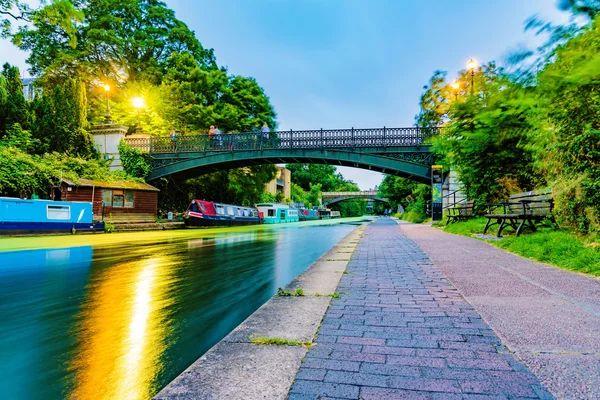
[0,219,363,400]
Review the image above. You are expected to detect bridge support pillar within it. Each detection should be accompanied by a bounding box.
[90,123,129,170]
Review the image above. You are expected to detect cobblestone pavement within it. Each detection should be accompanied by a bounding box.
[288,219,553,400]
[401,222,600,399]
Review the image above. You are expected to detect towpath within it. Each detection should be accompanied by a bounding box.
[289,218,555,399]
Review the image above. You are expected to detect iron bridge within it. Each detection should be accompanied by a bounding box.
[322,191,389,206]
[125,127,442,183]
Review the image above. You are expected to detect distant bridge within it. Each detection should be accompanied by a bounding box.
[125,127,442,183]
[322,191,389,206]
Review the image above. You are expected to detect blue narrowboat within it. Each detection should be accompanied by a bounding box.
[184,200,261,227]
[256,203,300,224]
[0,197,104,234]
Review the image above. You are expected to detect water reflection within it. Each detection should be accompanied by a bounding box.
[0,223,355,399]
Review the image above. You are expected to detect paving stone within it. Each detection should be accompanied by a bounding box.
[288,219,551,400]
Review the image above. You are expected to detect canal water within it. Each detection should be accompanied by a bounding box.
[0,220,360,400]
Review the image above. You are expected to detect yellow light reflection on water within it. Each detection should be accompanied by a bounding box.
[68,256,174,400]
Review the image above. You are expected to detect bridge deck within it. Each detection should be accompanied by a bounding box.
[125,127,442,155]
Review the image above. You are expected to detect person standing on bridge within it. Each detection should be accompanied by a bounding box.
[261,123,270,147]
[209,125,216,149]
[170,129,177,152]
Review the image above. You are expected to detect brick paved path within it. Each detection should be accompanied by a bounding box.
[288,219,552,399]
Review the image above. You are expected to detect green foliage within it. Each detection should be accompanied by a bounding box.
[118,140,151,179]
[277,287,292,296]
[104,215,115,233]
[417,10,600,234]
[379,175,429,220]
[286,164,344,192]
[259,192,276,203]
[306,183,322,209]
[294,288,304,296]
[249,335,312,347]
[0,63,29,137]
[0,123,39,153]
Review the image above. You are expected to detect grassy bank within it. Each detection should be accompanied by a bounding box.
[433,217,600,276]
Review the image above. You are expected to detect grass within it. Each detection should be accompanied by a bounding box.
[249,335,312,348]
[313,292,341,299]
[437,217,600,276]
[277,287,305,296]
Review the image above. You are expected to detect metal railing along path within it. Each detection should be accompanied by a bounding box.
[124,127,443,155]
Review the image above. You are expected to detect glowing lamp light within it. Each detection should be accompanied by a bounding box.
[131,97,145,109]
[467,59,477,71]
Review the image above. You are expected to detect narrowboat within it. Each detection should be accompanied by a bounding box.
[256,203,300,224]
[184,200,261,227]
[0,197,104,234]
[298,208,320,221]
[319,209,332,219]
[331,211,341,219]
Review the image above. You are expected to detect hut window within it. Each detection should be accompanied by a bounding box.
[112,190,124,207]
[267,209,275,217]
[125,190,134,208]
[102,190,113,206]
[47,205,70,220]
[227,207,235,216]
[216,205,225,215]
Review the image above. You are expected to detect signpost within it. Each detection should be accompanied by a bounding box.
[431,165,443,221]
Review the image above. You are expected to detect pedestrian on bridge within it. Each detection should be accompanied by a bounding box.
[209,126,217,149]
[170,129,177,152]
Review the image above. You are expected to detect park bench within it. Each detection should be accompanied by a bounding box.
[483,189,557,237]
[446,200,476,225]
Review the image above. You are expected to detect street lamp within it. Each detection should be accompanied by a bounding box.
[467,59,477,95]
[131,97,145,134]
[103,84,112,124]
[451,81,460,101]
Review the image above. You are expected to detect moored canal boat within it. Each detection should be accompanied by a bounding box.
[0,197,104,234]
[256,203,300,224]
[184,200,261,227]
[298,208,320,221]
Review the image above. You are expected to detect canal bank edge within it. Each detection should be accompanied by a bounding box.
[154,222,369,400]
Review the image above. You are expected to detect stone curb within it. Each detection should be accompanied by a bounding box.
[154,222,369,399]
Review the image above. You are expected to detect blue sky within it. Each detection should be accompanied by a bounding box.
[1,0,568,189]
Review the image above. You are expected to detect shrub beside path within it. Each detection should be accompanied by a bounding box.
[289,219,553,399]
[401,221,600,399]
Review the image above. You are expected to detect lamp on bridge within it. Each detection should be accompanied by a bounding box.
[467,59,477,95]
[451,81,460,101]
[131,97,145,134]
[103,84,112,124]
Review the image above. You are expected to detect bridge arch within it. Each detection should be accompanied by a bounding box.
[147,149,432,184]
[325,196,389,206]
[322,191,390,206]
[126,127,439,184]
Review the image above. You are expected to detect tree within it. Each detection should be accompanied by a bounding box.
[286,164,344,192]
[2,0,82,43]
[0,63,29,137]
[14,0,214,85]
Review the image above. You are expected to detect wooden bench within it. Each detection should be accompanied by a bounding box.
[446,200,476,225]
[483,189,557,237]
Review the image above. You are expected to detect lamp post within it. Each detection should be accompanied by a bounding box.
[103,84,112,124]
[467,59,477,95]
[131,97,145,134]
[451,81,460,101]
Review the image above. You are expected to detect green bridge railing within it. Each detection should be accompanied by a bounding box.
[125,126,443,154]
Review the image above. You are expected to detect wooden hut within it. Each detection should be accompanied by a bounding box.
[58,179,159,222]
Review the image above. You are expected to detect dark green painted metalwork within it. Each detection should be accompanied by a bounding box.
[125,127,441,183]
